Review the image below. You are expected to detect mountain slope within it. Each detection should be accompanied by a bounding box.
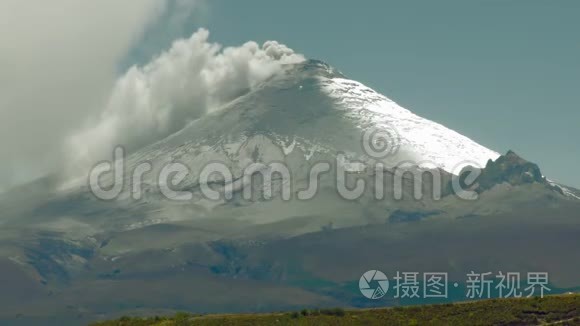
[0,59,578,325]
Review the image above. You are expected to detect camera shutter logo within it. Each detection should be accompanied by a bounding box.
[359,270,389,299]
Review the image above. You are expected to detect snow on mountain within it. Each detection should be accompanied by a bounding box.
[108,59,500,185]
[317,72,501,173]
[55,59,580,210]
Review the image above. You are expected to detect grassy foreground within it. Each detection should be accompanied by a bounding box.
[93,294,579,326]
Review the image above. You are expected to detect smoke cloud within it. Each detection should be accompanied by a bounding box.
[0,0,200,189]
[66,29,304,172]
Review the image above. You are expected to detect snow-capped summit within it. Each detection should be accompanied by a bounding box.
[121,59,500,180]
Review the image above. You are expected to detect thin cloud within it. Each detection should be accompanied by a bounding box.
[66,28,304,174]
[0,0,197,189]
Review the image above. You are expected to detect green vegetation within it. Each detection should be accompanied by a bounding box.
[92,294,579,325]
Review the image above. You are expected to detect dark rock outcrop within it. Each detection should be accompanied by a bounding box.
[448,150,564,195]
[476,150,545,191]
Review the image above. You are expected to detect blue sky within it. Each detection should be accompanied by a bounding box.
[125,0,580,186]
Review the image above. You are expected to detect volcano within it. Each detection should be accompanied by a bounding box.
[0,59,579,325]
